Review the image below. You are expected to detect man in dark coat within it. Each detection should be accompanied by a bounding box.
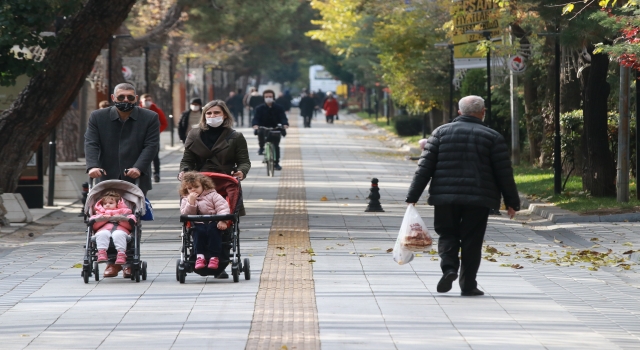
[178,98,203,143]
[299,90,316,128]
[252,89,289,170]
[405,95,520,297]
[225,90,245,127]
[84,83,160,278]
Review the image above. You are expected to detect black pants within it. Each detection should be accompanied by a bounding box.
[326,114,335,123]
[153,151,160,175]
[258,129,282,163]
[192,222,223,258]
[434,204,490,292]
[233,110,243,126]
[303,115,312,128]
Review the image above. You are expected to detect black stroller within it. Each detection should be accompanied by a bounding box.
[82,179,148,283]
[177,172,250,283]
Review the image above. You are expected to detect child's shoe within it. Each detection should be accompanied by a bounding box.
[195,256,206,270]
[97,249,108,263]
[115,251,127,265]
[208,257,219,270]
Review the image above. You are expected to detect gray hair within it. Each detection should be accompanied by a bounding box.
[458,95,485,115]
[113,83,136,95]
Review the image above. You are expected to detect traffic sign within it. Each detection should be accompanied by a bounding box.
[508,55,526,73]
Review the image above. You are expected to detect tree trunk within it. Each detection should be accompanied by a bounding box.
[56,106,81,162]
[523,65,542,165]
[0,0,136,193]
[582,50,616,197]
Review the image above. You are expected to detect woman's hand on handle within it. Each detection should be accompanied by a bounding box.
[231,170,244,180]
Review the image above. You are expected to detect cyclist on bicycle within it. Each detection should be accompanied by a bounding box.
[252,89,289,171]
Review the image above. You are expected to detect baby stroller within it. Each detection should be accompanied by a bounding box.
[82,179,148,283]
[177,172,250,283]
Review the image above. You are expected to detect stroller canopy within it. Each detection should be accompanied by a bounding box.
[84,180,146,216]
[200,172,240,214]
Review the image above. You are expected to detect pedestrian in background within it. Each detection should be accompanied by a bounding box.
[227,88,245,127]
[405,95,520,297]
[140,94,168,183]
[323,92,339,124]
[275,92,291,112]
[178,98,202,143]
[248,88,263,120]
[98,100,110,109]
[299,90,315,128]
[84,83,159,278]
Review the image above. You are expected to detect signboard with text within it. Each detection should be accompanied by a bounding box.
[451,0,502,59]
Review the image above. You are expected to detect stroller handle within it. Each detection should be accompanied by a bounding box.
[89,173,141,189]
[180,214,235,223]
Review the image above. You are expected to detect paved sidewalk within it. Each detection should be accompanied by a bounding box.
[0,112,639,349]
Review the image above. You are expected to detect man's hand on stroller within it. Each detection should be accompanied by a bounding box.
[88,168,106,178]
[124,168,141,179]
[217,221,228,230]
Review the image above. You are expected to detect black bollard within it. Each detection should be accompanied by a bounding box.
[365,178,385,212]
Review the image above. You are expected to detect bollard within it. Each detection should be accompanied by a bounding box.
[365,178,385,212]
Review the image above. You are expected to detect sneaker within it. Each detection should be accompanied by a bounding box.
[195,256,206,270]
[153,174,160,183]
[208,257,219,270]
[274,164,282,171]
[115,251,127,265]
[97,249,108,263]
[258,148,264,155]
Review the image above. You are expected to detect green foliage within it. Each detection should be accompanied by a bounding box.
[0,0,82,86]
[460,69,486,97]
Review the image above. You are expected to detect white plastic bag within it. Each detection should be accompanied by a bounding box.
[393,205,433,265]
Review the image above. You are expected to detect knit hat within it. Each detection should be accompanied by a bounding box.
[190,98,202,106]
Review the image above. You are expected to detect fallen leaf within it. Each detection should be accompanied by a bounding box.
[623,242,634,247]
[336,243,346,246]
[623,250,635,254]
[308,259,316,263]
[590,237,599,242]
[349,251,356,254]
[278,233,284,236]
[430,257,439,261]
[591,244,601,249]
[428,249,438,255]
[276,246,285,250]
[326,246,335,250]
[370,247,381,250]
[276,253,286,257]
[72,263,82,268]
[511,264,524,269]
[386,248,393,253]
[484,246,498,254]
[320,196,328,201]
[415,253,423,257]
[554,237,563,244]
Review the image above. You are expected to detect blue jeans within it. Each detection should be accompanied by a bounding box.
[192,223,222,258]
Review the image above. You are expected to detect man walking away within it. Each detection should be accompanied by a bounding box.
[323,92,339,124]
[178,98,202,143]
[275,92,291,112]
[228,89,245,126]
[248,88,263,120]
[299,90,316,128]
[405,95,520,296]
[85,83,160,278]
[252,89,289,170]
[140,94,168,183]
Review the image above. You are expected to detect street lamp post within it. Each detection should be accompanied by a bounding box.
[107,34,132,100]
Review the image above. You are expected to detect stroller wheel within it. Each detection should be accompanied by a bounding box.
[175,259,180,282]
[82,267,89,284]
[142,261,147,281]
[93,261,100,281]
[232,264,239,283]
[134,268,141,283]
[244,258,251,280]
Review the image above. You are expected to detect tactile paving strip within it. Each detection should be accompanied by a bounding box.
[245,124,320,350]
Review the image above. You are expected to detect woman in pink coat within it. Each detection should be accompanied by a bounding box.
[89,191,136,265]
[179,172,230,270]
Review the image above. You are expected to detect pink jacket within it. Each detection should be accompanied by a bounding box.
[90,199,136,234]
[180,189,230,216]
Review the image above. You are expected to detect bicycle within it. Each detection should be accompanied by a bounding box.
[259,126,283,177]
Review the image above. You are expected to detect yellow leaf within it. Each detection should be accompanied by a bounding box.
[320,196,328,201]
[72,263,82,268]
[623,242,634,247]
[562,3,574,15]
[599,0,610,7]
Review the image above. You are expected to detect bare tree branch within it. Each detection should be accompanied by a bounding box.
[122,3,185,50]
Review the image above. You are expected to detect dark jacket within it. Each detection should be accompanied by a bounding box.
[405,116,520,211]
[84,107,160,194]
[226,94,244,112]
[179,127,251,215]
[299,95,316,117]
[275,96,291,111]
[178,109,200,143]
[249,95,264,109]
[252,103,289,128]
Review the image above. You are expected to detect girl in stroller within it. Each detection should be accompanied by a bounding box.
[89,190,136,265]
[179,172,230,270]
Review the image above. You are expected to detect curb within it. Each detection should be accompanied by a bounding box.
[348,113,421,154]
[519,194,640,223]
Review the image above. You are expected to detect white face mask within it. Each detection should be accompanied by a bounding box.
[206,116,224,127]
[265,97,274,104]
[190,105,200,112]
[143,100,152,108]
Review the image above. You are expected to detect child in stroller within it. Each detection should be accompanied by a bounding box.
[177,171,250,283]
[82,179,148,283]
[89,190,136,265]
[179,172,230,270]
